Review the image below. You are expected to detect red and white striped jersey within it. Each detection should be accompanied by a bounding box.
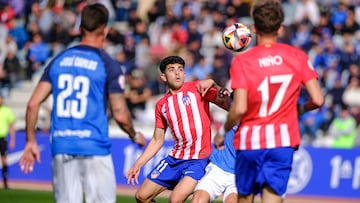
[155,81,218,159]
[230,43,318,150]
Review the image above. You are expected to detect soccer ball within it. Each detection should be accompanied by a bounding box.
[222,23,252,52]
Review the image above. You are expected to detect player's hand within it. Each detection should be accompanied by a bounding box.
[218,87,231,98]
[214,133,225,149]
[19,142,41,174]
[133,132,146,147]
[126,165,141,186]
[196,79,215,97]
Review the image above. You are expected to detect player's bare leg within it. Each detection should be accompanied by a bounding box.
[135,178,166,203]
[238,193,254,203]
[191,190,211,203]
[261,186,283,203]
[224,192,238,203]
[170,176,198,203]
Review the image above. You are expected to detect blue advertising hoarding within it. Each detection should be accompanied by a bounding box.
[2,131,360,199]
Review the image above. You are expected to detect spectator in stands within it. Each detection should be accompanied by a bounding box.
[294,0,320,26]
[7,17,28,50]
[25,33,50,80]
[0,34,18,64]
[192,55,213,81]
[27,1,54,42]
[299,106,329,144]
[327,103,357,148]
[2,51,22,91]
[343,76,360,107]
[327,78,346,117]
[125,69,152,120]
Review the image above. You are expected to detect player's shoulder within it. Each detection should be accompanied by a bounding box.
[276,43,307,57]
[184,81,199,88]
[156,93,170,106]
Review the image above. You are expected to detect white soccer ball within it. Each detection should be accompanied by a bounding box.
[222,23,252,52]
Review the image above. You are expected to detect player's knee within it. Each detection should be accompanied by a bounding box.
[134,190,152,203]
[169,193,188,203]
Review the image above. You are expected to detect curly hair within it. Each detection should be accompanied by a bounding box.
[159,56,185,73]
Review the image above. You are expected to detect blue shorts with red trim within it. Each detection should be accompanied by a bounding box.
[235,147,294,196]
[147,156,209,190]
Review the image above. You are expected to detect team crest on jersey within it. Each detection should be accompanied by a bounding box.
[182,95,191,106]
[161,105,167,116]
[151,169,160,179]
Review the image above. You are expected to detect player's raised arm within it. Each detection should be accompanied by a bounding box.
[197,79,232,110]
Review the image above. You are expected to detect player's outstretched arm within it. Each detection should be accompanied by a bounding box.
[126,128,165,185]
[196,79,216,97]
[20,82,51,173]
[197,79,232,110]
[109,93,146,147]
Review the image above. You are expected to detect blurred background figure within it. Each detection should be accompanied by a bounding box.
[299,106,329,144]
[125,69,152,121]
[327,103,357,149]
[0,94,16,189]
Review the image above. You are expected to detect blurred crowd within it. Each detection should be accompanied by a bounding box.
[0,0,359,148]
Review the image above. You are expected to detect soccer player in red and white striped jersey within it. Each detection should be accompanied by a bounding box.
[223,1,324,203]
[126,56,231,202]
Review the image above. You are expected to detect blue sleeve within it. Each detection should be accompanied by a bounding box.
[39,60,53,83]
[101,51,125,93]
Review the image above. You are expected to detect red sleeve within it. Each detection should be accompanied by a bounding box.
[299,51,318,83]
[204,86,218,102]
[155,99,167,129]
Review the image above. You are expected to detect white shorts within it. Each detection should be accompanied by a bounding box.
[194,162,237,201]
[52,154,116,203]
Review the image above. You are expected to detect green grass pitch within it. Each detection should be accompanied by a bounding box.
[0,189,223,203]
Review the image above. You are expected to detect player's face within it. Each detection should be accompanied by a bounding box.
[161,63,185,92]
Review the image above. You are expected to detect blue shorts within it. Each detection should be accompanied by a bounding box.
[147,156,209,190]
[235,147,294,196]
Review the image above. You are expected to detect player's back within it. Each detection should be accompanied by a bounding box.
[210,124,238,174]
[43,45,120,156]
[230,43,318,150]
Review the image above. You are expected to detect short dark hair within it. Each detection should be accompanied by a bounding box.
[252,1,284,36]
[80,3,109,32]
[159,56,185,73]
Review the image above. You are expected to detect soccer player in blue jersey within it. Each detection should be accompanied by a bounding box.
[19,3,146,203]
[191,124,238,203]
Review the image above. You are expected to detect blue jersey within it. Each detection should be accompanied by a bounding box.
[40,45,125,156]
[209,125,238,174]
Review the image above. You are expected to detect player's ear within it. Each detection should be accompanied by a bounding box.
[104,26,109,36]
[277,25,284,36]
[252,25,256,34]
[159,73,167,82]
